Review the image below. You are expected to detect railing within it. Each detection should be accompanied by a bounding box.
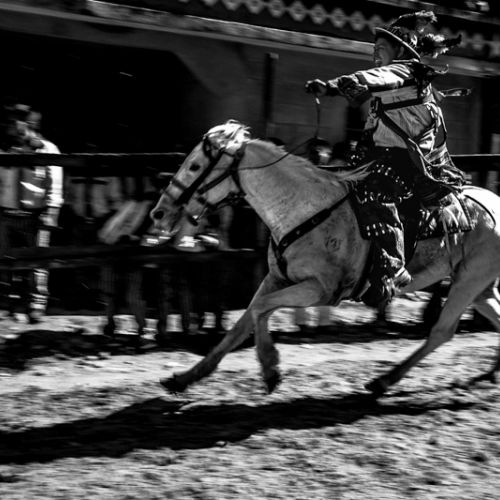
[0,152,499,270]
[0,243,264,270]
[0,151,266,271]
[1,151,499,331]
[0,151,497,170]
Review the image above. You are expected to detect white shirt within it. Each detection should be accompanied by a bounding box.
[0,139,63,210]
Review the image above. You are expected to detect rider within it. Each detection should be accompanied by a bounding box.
[306,10,466,305]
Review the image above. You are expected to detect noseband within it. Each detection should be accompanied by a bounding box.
[166,126,247,222]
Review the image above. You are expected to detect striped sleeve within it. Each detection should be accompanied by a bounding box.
[354,63,415,94]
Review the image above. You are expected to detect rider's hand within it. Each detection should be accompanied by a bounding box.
[305,79,327,95]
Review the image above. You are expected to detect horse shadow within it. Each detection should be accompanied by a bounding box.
[274,321,429,345]
[0,391,476,464]
[0,328,176,371]
[0,324,412,372]
[0,315,492,371]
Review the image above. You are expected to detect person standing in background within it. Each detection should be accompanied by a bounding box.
[0,103,63,323]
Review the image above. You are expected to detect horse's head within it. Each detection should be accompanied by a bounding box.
[151,120,250,235]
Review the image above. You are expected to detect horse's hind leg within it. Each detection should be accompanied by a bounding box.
[366,259,499,396]
[250,279,327,393]
[470,279,500,384]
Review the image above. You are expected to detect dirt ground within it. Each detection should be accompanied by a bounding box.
[0,296,498,500]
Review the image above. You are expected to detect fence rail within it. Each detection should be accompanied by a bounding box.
[0,150,498,327]
[0,152,185,175]
[452,154,500,170]
[0,244,264,271]
[0,151,499,271]
[0,152,499,173]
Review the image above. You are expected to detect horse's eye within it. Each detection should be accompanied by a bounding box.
[189,163,201,172]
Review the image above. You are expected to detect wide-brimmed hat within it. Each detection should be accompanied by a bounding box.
[375,10,461,60]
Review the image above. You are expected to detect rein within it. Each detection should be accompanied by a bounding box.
[173,145,225,207]
[167,133,246,223]
[163,97,323,222]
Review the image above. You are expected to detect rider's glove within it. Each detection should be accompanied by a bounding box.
[305,79,339,97]
[305,79,326,95]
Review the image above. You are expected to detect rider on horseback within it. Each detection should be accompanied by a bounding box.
[306,10,466,305]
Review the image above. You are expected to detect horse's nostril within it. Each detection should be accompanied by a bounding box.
[152,210,165,221]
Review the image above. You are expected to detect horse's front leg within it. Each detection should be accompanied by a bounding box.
[160,273,284,393]
[250,279,327,393]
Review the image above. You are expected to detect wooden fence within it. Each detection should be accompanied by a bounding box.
[0,151,499,328]
[0,151,497,267]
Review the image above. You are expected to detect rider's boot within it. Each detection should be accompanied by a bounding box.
[362,266,412,308]
[393,267,412,289]
[382,267,412,300]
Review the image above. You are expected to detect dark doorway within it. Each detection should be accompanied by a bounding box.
[0,31,194,153]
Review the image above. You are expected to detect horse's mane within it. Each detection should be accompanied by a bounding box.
[207,121,368,187]
[253,139,369,187]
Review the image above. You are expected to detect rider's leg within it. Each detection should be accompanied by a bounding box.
[370,203,411,288]
[358,200,410,304]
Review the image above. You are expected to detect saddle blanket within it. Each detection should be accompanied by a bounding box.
[352,191,473,242]
[353,191,475,307]
[417,192,473,240]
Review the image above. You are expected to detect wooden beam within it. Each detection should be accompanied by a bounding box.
[0,243,264,270]
[2,152,500,173]
[0,153,185,175]
[452,154,500,171]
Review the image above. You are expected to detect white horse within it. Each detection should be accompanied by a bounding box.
[151,121,500,396]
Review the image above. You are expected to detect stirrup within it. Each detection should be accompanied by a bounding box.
[393,268,412,289]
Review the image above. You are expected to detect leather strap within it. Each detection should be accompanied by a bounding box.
[379,94,432,111]
[272,193,349,278]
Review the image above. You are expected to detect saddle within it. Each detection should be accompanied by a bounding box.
[404,191,473,262]
[352,191,474,306]
[415,192,473,241]
[354,191,473,258]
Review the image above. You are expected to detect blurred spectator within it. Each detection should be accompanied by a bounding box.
[464,0,490,12]
[97,185,158,339]
[330,141,352,168]
[62,149,161,307]
[306,137,333,166]
[197,205,234,251]
[0,102,63,323]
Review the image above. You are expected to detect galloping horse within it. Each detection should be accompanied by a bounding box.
[151,121,500,396]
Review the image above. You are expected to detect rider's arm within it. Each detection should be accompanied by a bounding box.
[328,63,414,106]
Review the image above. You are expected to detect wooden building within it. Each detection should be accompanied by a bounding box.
[0,0,499,154]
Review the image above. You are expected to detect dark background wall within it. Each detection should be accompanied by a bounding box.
[0,28,489,156]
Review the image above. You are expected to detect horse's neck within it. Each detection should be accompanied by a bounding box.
[239,145,348,242]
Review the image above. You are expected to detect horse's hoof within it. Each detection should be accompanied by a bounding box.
[365,377,388,398]
[264,370,282,394]
[160,375,188,394]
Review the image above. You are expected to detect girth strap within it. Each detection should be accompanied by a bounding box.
[271,193,350,279]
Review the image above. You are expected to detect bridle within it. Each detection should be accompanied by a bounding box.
[155,103,322,225]
[158,123,248,225]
